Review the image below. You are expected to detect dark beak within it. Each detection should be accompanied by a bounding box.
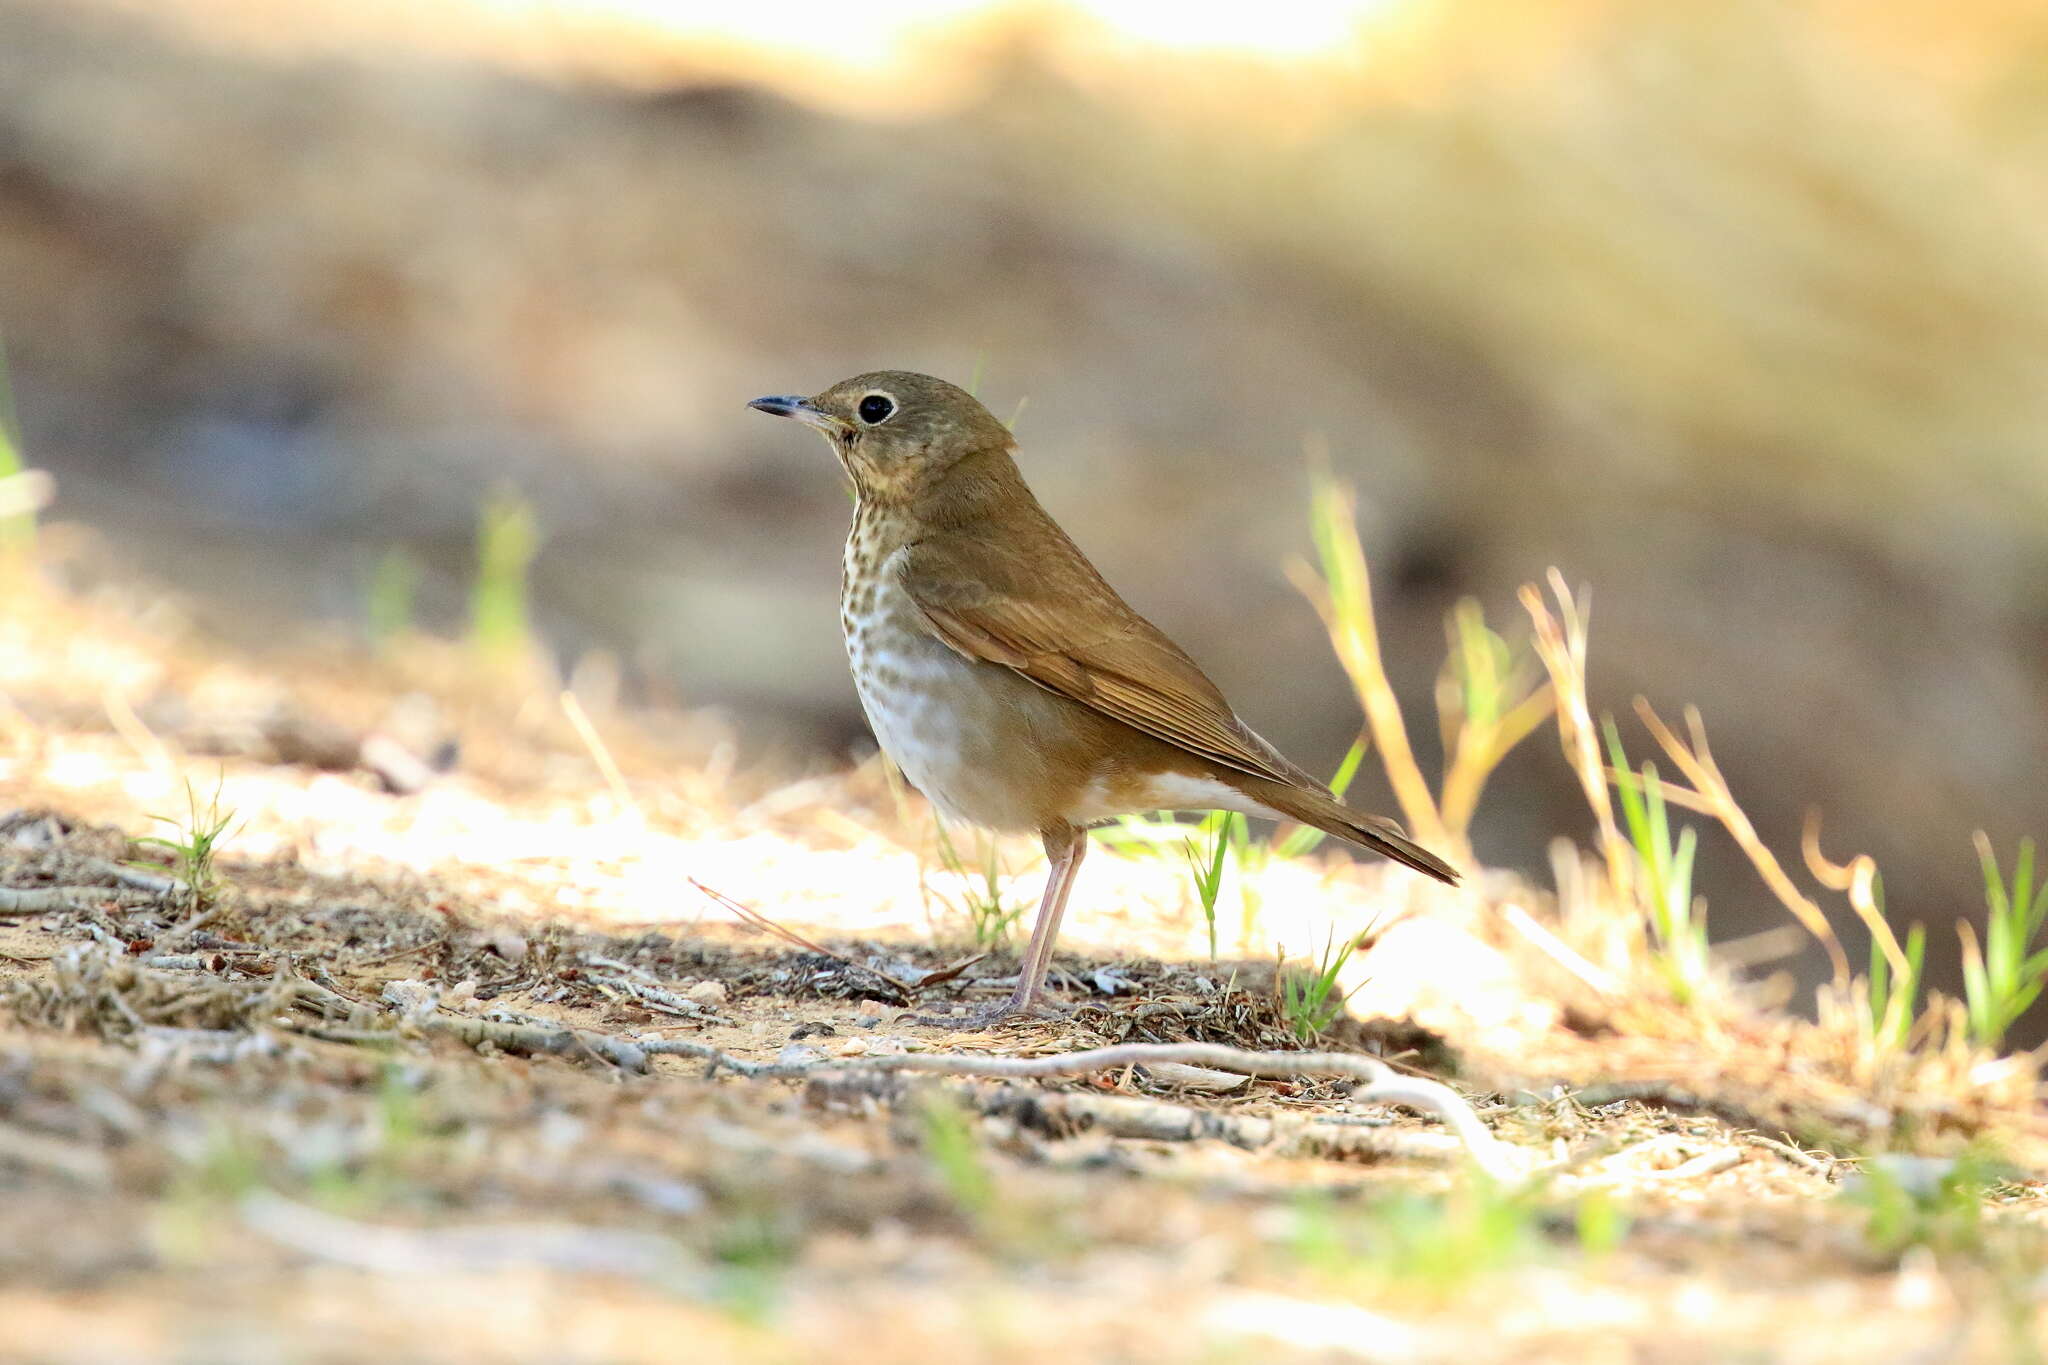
[747,394,849,434]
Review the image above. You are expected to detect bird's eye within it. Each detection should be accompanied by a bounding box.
[857,393,896,425]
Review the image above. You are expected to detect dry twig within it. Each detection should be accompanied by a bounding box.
[588,974,717,1021]
[0,885,151,915]
[1656,1147,1744,1180]
[0,1119,114,1187]
[81,858,178,895]
[689,876,915,1003]
[1743,1132,1839,1180]
[154,904,224,953]
[411,1011,649,1073]
[241,1192,678,1278]
[821,1072,1479,1168]
[649,1036,1516,1177]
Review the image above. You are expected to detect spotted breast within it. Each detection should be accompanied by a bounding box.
[840,500,1087,833]
[840,501,1287,835]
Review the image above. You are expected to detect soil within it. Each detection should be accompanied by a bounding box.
[2,575,2045,1364]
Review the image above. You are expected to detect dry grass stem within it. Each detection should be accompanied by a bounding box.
[560,688,643,819]
[688,876,916,1003]
[1438,682,1556,842]
[1633,699,1851,986]
[99,683,173,772]
[1801,811,1915,989]
[1519,571,1631,899]
[1597,767,1716,816]
[1497,902,1622,998]
[1289,468,1453,854]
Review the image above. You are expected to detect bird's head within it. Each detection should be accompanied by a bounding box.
[748,370,1014,501]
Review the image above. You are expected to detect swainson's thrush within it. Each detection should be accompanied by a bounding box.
[750,371,1458,1025]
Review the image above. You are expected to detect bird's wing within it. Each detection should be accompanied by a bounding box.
[898,526,1318,789]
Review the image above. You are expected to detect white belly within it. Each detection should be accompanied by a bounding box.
[1063,770,1280,827]
[843,575,1045,831]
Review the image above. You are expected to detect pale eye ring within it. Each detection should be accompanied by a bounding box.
[856,392,896,425]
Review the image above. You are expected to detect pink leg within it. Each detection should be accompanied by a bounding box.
[1000,822,1087,1016]
[907,823,1087,1029]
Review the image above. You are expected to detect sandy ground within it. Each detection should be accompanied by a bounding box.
[2,576,2046,1363]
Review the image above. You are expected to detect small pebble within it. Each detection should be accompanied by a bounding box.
[687,980,728,1007]
[381,978,436,1012]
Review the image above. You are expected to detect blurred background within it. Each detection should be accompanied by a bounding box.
[3,0,2047,981]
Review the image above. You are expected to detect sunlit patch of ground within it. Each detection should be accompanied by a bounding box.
[3,574,2046,1362]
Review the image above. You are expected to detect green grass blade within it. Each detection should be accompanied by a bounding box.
[1896,922,1927,1048]
[2015,838,2037,935]
[0,331,36,560]
[1602,720,1652,855]
[1978,836,2011,927]
[1328,734,1367,799]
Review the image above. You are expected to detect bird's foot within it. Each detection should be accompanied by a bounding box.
[902,993,1072,1031]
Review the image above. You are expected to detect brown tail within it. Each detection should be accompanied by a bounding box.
[1238,778,1460,885]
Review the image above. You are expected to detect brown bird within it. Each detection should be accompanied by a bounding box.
[750,371,1458,1025]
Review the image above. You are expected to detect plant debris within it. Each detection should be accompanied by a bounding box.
[2,576,2046,1363]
